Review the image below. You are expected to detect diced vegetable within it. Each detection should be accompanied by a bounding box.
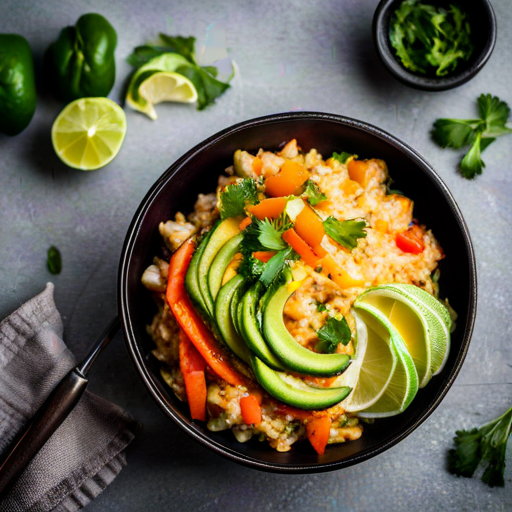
[293,202,325,248]
[240,394,262,425]
[282,228,321,268]
[320,255,365,288]
[239,217,252,230]
[252,157,263,176]
[248,197,287,220]
[306,416,331,455]
[265,161,309,197]
[347,159,371,187]
[253,251,277,263]
[396,225,425,254]
[167,238,247,387]
[179,329,207,421]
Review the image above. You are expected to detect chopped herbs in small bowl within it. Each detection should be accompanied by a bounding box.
[373,0,497,91]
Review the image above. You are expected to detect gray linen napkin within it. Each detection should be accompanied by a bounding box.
[0,283,139,512]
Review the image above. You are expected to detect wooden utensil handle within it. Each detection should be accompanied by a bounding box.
[0,368,88,496]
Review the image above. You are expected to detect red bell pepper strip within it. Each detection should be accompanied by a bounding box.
[179,329,207,421]
[396,224,425,254]
[240,394,262,425]
[167,238,247,387]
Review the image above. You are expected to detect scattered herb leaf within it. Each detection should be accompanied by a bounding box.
[332,152,354,164]
[316,301,328,312]
[316,316,351,353]
[432,94,511,179]
[302,179,328,206]
[47,246,62,275]
[219,179,258,220]
[323,217,367,250]
[259,247,298,287]
[258,218,289,251]
[448,406,512,487]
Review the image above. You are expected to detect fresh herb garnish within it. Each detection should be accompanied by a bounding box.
[258,218,290,251]
[302,179,327,206]
[448,406,512,487]
[127,33,232,110]
[389,1,473,77]
[316,301,328,313]
[219,179,258,220]
[238,251,265,281]
[323,217,367,250]
[259,247,299,287]
[332,152,355,164]
[47,246,62,275]
[316,316,351,353]
[432,94,511,179]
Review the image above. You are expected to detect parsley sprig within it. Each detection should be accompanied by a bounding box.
[432,94,511,179]
[127,34,232,110]
[449,406,512,487]
[316,316,351,353]
[323,217,367,251]
[219,179,258,220]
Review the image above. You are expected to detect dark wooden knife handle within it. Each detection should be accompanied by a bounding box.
[0,368,88,496]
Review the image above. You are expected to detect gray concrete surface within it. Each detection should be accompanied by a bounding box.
[1,0,511,510]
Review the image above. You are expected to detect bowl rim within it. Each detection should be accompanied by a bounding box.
[372,0,497,91]
[118,111,478,473]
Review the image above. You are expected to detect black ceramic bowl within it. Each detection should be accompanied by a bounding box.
[373,0,497,91]
[118,112,477,473]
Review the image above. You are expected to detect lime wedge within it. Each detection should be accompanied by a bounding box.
[51,98,126,171]
[377,284,451,375]
[350,303,419,418]
[126,53,197,119]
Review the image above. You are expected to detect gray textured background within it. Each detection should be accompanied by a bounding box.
[1,0,511,510]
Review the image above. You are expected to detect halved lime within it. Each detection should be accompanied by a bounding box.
[126,53,198,119]
[51,98,126,171]
[377,284,451,375]
[349,303,419,418]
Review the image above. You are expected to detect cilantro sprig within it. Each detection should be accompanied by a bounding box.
[449,406,512,487]
[219,179,258,220]
[127,34,232,110]
[332,152,355,164]
[316,316,351,353]
[302,180,327,206]
[323,217,367,251]
[432,94,511,179]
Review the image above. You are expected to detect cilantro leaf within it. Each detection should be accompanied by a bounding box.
[259,247,298,287]
[238,250,265,281]
[127,35,197,68]
[459,132,496,179]
[302,179,327,206]
[158,34,196,63]
[316,301,328,312]
[47,246,62,275]
[432,118,481,149]
[316,316,351,353]
[323,217,367,250]
[258,218,288,251]
[448,406,512,487]
[478,94,512,137]
[219,179,258,220]
[332,152,355,164]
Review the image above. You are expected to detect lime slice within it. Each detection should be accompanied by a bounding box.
[126,53,197,119]
[51,98,126,171]
[377,284,451,375]
[350,303,419,418]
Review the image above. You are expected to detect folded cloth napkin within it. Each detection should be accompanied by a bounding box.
[0,284,139,512]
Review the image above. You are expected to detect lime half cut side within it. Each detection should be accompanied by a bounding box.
[51,98,127,171]
[352,303,419,418]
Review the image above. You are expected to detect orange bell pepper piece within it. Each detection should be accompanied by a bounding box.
[252,157,263,176]
[348,159,371,187]
[307,416,331,455]
[320,255,365,288]
[247,197,287,220]
[293,202,325,247]
[179,329,207,421]
[239,217,252,230]
[282,228,321,268]
[167,238,247,387]
[240,394,262,425]
[253,251,277,263]
[265,160,309,197]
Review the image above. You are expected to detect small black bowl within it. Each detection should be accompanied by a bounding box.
[119,112,477,473]
[373,0,497,91]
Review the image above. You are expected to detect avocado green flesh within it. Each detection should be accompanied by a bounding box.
[215,275,251,363]
[208,233,243,302]
[263,284,351,377]
[251,356,351,410]
[197,218,241,317]
[240,283,285,370]
[184,231,212,320]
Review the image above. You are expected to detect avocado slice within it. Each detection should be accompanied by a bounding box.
[215,275,251,363]
[184,230,213,320]
[231,276,247,336]
[208,233,243,301]
[251,356,351,410]
[240,282,285,370]
[197,217,241,316]
[263,282,351,377]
